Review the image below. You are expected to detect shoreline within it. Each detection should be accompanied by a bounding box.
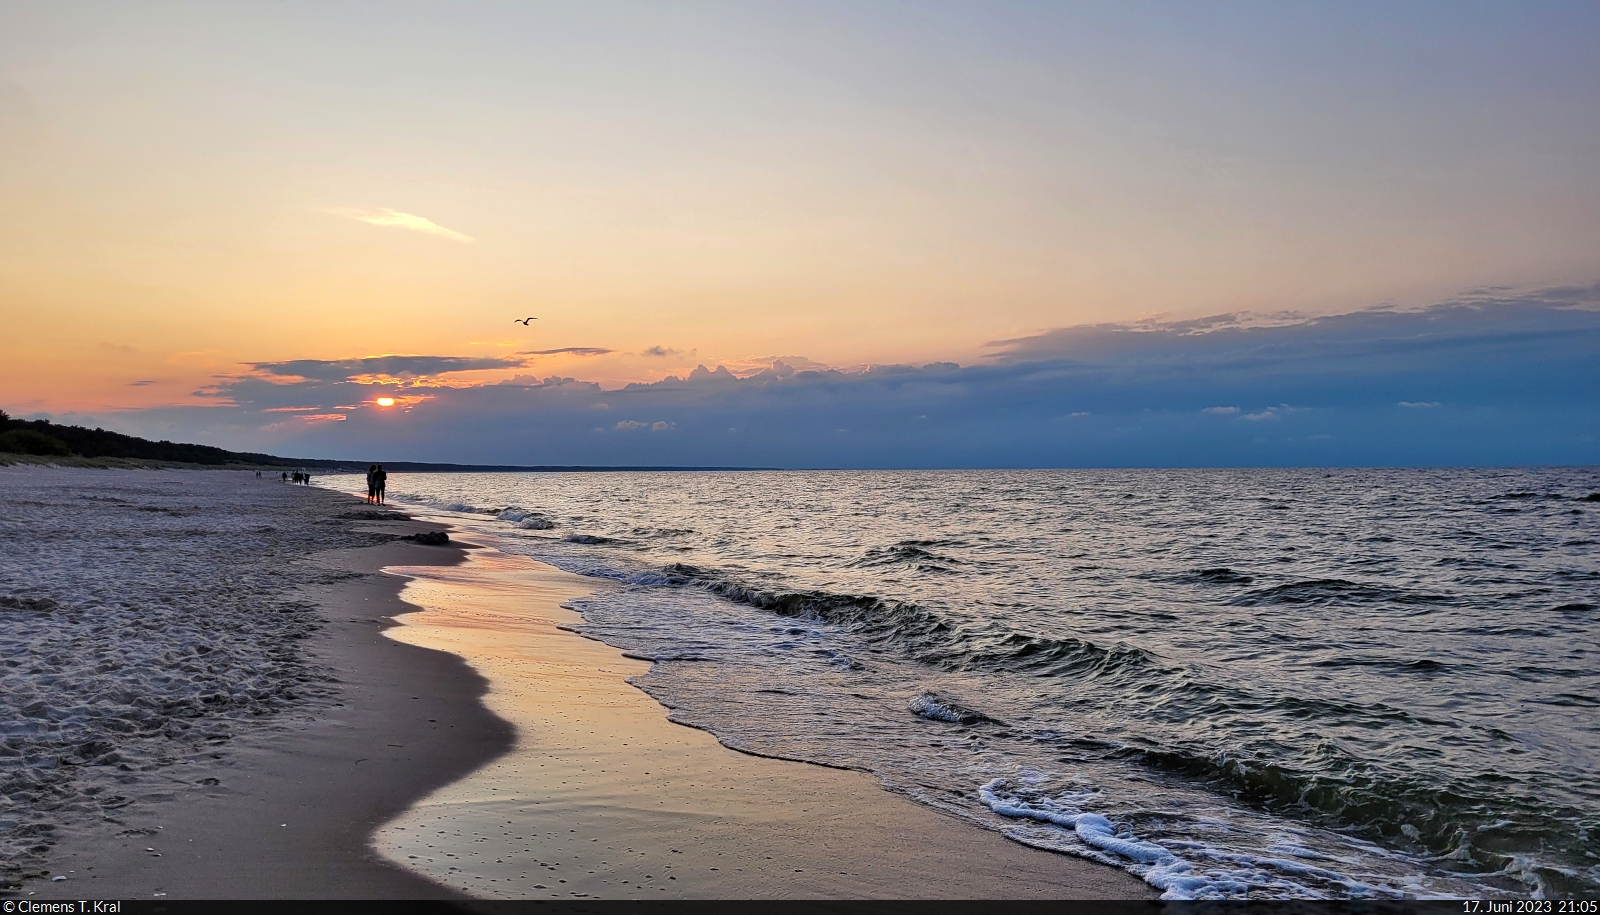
[373,539,1154,899]
[9,467,1149,899]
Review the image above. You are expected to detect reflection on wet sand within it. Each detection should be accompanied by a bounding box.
[374,545,1150,900]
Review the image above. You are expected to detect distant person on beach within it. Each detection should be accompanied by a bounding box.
[375,464,387,504]
[366,464,378,503]
[281,471,288,483]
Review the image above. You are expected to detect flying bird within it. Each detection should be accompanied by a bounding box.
[514,317,538,325]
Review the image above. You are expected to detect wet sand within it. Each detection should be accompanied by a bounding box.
[376,543,1153,899]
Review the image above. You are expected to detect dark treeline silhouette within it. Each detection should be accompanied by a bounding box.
[0,410,306,466]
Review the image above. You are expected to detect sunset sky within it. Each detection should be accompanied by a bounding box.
[3,2,1597,466]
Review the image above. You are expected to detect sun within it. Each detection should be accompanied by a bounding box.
[375,397,396,407]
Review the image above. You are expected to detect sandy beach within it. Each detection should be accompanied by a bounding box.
[2,466,1150,900]
[2,466,503,898]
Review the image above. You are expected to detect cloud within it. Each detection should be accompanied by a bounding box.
[1398,401,1441,408]
[984,281,1600,364]
[641,346,680,357]
[249,354,526,384]
[614,419,674,431]
[328,208,473,243]
[720,355,833,377]
[129,380,155,387]
[519,347,614,357]
[87,282,1600,468]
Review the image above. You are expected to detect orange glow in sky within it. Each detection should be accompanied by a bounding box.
[2,4,1597,417]
[375,397,396,407]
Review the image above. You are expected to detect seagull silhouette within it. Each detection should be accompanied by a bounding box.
[514,317,538,325]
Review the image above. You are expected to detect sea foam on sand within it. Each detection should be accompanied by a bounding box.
[0,467,391,888]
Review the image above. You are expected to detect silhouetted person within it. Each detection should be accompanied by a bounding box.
[375,464,387,504]
[366,464,378,503]
[281,471,288,483]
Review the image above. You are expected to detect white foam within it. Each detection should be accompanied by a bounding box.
[909,693,966,722]
[977,778,1422,900]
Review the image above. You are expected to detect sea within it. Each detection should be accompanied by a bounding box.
[318,467,1600,899]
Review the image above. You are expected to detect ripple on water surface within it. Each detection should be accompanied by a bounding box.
[320,467,1600,899]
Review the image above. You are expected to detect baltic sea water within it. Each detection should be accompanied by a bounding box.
[321,467,1600,899]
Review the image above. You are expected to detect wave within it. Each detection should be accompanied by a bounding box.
[586,560,1160,681]
[907,691,999,725]
[1173,567,1254,585]
[1112,742,1591,896]
[390,492,498,515]
[1231,578,1454,608]
[1308,656,1449,674]
[980,778,1352,898]
[493,506,558,530]
[0,595,59,614]
[850,541,962,572]
[985,748,1589,900]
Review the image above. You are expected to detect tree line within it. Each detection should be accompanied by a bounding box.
[0,409,303,466]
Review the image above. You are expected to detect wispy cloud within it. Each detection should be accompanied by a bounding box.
[249,354,525,384]
[641,346,680,357]
[519,347,614,357]
[327,207,474,243]
[1398,401,1441,408]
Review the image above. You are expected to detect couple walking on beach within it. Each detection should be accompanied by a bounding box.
[366,464,388,504]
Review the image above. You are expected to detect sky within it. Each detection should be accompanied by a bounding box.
[2,1,1598,467]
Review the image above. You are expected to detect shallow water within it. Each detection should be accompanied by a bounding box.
[322,468,1600,899]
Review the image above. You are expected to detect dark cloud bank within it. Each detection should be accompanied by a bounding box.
[112,286,1600,467]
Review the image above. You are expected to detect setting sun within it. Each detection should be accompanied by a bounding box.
[375,397,395,407]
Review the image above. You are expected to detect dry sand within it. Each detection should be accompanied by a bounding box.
[18,532,501,899]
